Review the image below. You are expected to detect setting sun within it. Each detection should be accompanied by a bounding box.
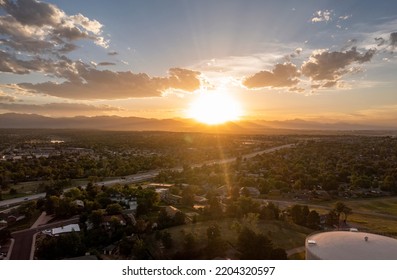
[187,91,243,125]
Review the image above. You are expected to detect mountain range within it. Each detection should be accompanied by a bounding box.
[0,113,395,133]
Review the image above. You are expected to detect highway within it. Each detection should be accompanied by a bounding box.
[0,143,295,208]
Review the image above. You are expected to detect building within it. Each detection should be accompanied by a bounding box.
[50,224,80,236]
[239,187,260,197]
[306,231,397,259]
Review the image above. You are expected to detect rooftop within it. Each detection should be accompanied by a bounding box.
[306,231,397,260]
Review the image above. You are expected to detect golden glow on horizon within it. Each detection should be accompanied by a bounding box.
[187,90,243,125]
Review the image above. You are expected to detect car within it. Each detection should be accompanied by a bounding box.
[23,198,29,201]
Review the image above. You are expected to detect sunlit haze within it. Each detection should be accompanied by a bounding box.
[187,91,242,125]
[1,0,397,128]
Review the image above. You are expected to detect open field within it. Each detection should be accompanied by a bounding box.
[348,213,397,235]
[340,197,397,217]
[149,218,313,259]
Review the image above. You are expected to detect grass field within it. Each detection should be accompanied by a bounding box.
[149,218,313,259]
[341,197,397,216]
[317,197,397,216]
[348,213,397,235]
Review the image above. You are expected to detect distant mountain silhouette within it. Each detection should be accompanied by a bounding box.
[0,113,394,132]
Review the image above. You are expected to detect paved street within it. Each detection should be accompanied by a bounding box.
[10,217,80,260]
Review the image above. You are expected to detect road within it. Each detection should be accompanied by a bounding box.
[10,217,80,260]
[0,143,295,208]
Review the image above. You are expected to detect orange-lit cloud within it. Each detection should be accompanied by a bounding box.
[243,63,300,89]
[18,67,201,100]
[301,47,375,88]
[0,93,16,102]
[0,102,123,116]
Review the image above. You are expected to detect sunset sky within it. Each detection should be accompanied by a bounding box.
[1,0,397,126]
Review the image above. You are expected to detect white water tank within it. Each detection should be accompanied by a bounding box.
[306,231,397,260]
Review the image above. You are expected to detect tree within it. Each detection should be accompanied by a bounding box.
[161,231,173,249]
[0,228,11,243]
[119,236,134,257]
[382,175,397,194]
[132,239,148,259]
[90,209,105,227]
[137,188,159,216]
[260,202,280,220]
[237,227,273,259]
[19,200,37,219]
[206,191,223,218]
[106,203,123,215]
[181,186,195,207]
[270,248,288,260]
[306,210,320,229]
[45,195,60,214]
[36,232,85,259]
[236,196,260,217]
[183,232,196,253]
[334,201,352,227]
[206,224,225,258]
[326,209,338,228]
[173,211,186,226]
[290,205,305,226]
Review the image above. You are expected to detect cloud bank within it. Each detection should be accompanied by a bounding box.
[19,67,201,100]
[0,0,201,101]
[242,47,376,91]
[0,0,107,54]
[301,47,376,87]
[0,101,122,116]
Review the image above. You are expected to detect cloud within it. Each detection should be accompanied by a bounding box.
[243,63,300,89]
[98,62,116,66]
[0,101,123,116]
[339,15,352,20]
[0,94,16,102]
[311,10,333,23]
[0,0,107,56]
[390,32,397,47]
[18,67,201,100]
[301,47,375,86]
[374,32,397,47]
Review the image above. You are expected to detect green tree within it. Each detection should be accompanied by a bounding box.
[161,231,173,249]
[306,210,320,229]
[334,201,352,226]
[290,205,305,226]
[206,224,225,258]
[326,209,338,228]
[237,227,273,259]
[132,239,147,259]
[270,248,288,260]
[90,209,105,227]
[106,203,123,215]
[181,186,195,207]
